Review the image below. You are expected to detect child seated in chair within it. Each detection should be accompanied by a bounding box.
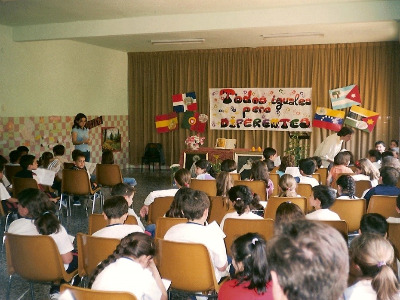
[0,163,18,214]
[306,185,340,221]
[298,158,319,187]
[164,189,229,282]
[386,195,400,224]
[101,150,136,186]
[195,159,216,179]
[92,196,143,239]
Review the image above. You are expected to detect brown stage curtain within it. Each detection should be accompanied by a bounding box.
[128,42,400,166]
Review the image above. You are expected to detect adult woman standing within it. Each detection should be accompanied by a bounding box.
[71,113,91,162]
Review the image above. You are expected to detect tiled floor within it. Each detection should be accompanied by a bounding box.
[0,168,175,300]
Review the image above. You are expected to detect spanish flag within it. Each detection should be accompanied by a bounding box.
[155,112,178,133]
[313,107,345,131]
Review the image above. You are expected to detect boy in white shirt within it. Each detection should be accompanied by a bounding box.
[298,158,320,187]
[306,185,340,221]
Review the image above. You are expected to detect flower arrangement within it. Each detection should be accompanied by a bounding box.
[185,135,205,150]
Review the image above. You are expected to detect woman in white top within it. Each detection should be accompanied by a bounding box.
[89,232,167,300]
[344,233,400,300]
[352,158,379,187]
[220,185,263,229]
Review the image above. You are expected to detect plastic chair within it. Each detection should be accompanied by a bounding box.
[148,196,174,225]
[229,173,241,181]
[60,169,102,216]
[88,214,138,235]
[60,284,138,300]
[208,196,235,225]
[315,220,348,242]
[315,168,328,185]
[190,179,217,196]
[5,233,78,300]
[155,217,186,240]
[264,196,307,220]
[157,239,221,298]
[12,177,39,198]
[96,164,123,187]
[270,166,279,173]
[76,233,120,281]
[355,180,372,198]
[223,218,274,256]
[367,195,398,218]
[4,165,22,183]
[296,183,313,199]
[388,223,400,260]
[141,143,165,172]
[63,162,75,170]
[269,174,279,196]
[234,180,267,201]
[330,199,366,232]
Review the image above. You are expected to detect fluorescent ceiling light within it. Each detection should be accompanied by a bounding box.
[261,32,324,39]
[151,38,205,45]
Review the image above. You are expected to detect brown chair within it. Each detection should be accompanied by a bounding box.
[60,284,137,300]
[367,195,398,218]
[4,165,22,183]
[264,196,307,220]
[76,233,120,280]
[5,233,78,300]
[64,162,75,170]
[315,220,348,242]
[148,196,174,225]
[190,179,217,196]
[330,198,366,232]
[61,169,102,216]
[234,180,267,201]
[229,173,241,181]
[349,165,358,172]
[296,183,313,199]
[388,223,400,260]
[157,239,222,298]
[155,217,187,240]
[88,214,138,235]
[312,173,321,184]
[355,180,372,198]
[96,164,123,189]
[12,177,39,197]
[271,166,279,173]
[208,196,235,225]
[223,218,274,256]
[315,168,328,185]
[269,174,279,197]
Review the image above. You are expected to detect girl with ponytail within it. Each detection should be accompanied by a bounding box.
[337,174,358,199]
[219,233,273,299]
[345,233,400,300]
[90,232,167,300]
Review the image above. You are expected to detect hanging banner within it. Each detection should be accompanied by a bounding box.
[209,88,312,131]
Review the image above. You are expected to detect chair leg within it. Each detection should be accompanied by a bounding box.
[29,282,35,300]
[6,275,12,300]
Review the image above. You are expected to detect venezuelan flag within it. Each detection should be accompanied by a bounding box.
[313,107,345,131]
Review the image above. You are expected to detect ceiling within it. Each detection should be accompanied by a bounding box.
[0,0,399,52]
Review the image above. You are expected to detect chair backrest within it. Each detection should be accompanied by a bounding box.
[76,233,120,277]
[148,196,174,225]
[12,177,39,197]
[5,233,75,282]
[157,239,220,292]
[60,284,138,300]
[96,164,123,187]
[315,168,328,185]
[271,166,279,173]
[63,162,75,170]
[155,217,187,240]
[208,196,235,224]
[388,223,400,260]
[190,179,217,196]
[223,218,274,256]
[330,199,366,232]
[264,196,307,220]
[233,180,267,201]
[269,174,279,196]
[62,169,91,195]
[315,220,348,242]
[331,172,354,189]
[349,165,358,172]
[355,180,372,198]
[312,173,321,184]
[88,214,138,235]
[4,165,22,182]
[367,195,398,218]
[143,143,164,161]
[296,183,313,199]
[229,173,241,181]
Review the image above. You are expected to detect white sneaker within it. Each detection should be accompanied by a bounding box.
[49,292,60,300]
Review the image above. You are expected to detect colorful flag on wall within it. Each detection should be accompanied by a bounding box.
[155,112,178,133]
[172,92,197,113]
[312,107,345,131]
[181,111,208,132]
[344,106,379,133]
[329,84,361,110]
[181,111,195,129]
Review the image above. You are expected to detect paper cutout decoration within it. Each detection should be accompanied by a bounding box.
[86,116,103,129]
[181,111,208,132]
[172,92,197,113]
[155,112,178,133]
[181,111,195,129]
[313,107,345,131]
[344,106,379,133]
[329,84,361,110]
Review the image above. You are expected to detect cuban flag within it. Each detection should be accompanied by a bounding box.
[313,107,345,132]
[172,92,197,113]
[329,84,361,110]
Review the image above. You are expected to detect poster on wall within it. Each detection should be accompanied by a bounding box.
[344,106,379,133]
[102,127,121,152]
[209,88,312,131]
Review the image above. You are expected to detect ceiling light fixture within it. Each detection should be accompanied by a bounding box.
[151,38,205,45]
[261,32,324,39]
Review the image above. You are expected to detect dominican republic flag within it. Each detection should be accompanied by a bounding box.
[155,112,178,133]
[313,107,345,131]
[344,106,379,133]
[329,84,361,110]
[172,92,197,113]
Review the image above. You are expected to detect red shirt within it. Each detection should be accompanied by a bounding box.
[218,279,273,300]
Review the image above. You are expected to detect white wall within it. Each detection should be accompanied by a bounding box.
[0,25,127,117]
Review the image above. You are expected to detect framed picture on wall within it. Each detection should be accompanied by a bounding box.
[184,152,208,178]
[101,127,121,152]
[234,153,263,180]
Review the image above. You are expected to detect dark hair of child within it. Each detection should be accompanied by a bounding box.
[181,189,210,221]
[103,196,129,219]
[19,154,36,169]
[17,188,60,235]
[72,149,85,161]
[278,155,295,173]
[262,147,276,160]
[333,152,350,166]
[381,150,394,159]
[174,168,191,187]
[165,187,195,218]
[52,144,66,156]
[195,159,216,178]
[228,185,254,215]
[216,171,233,198]
[17,146,29,155]
[265,159,275,172]
[368,149,382,161]
[250,160,270,189]
[220,159,237,172]
[312,185,336,209]
[380,167,400,186]
[231,233,269,294]
[88,232,156,288]
[111,183,135,198]
[72,113,88,129]
[299,158,316,175]
[336,175,356,199]
[0,155,8,165]
[359,213,388,236]
[9,150,21,164]
[337,127,354,136]
[39,151,54,168]
[274,202,305,235]
[311,156,322,169]
[101,150,114,164]
[375,140,386,147]
[391,139,399,148]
